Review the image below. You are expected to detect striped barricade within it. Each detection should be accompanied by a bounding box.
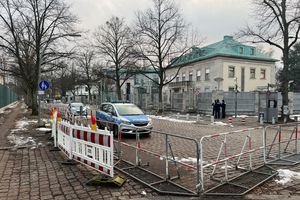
[57,120,114,177]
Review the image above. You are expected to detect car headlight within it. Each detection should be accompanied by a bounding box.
[121,120,131,125]
[148,118,152,125]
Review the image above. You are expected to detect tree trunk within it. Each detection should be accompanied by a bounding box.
[31,87,38,115]
[282,48,289,117]
[157,83,163,114]
[116,82,122,100]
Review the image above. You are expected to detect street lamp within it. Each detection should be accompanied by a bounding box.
[234,77,238,118]
[37,33,81,125]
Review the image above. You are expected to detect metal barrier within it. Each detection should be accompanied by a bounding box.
[199,127,274,195]
[55,118,114,178]
[264,122,300,165]
[110,122,200,196]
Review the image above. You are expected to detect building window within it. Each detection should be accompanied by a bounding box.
[85,87,88,92]
[196,70,201,81]
[205,68,210,81]
[228,87,235,91]
[260,69,266,79]
[182,72,186,82]
[204,87,210,92]
[250,68,256,79]
[250,48,255,55]
[228,66,235,78]
[176,75,179,82]
[239,47,243,54]
[189,71,193,81]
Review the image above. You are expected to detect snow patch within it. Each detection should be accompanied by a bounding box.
[211,121,228,126]
[36,127,52,132]
[149,115,196,123]
[275,169,300,185]
[7,134,36,147]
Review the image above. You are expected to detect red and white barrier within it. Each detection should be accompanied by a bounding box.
[57,119,114,177]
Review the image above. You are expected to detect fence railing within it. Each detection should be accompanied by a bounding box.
[0,85,17,108]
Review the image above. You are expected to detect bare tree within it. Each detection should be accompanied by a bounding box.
[135,0,193,113]
[239,0,300,116]
[94,16,137,100]
[0,0,79,115]
[76,47,99,103]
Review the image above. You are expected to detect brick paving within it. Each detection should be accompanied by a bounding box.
[0,103,158,200]
[2,102,300,199]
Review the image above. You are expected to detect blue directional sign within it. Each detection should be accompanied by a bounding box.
[39,80,49,91]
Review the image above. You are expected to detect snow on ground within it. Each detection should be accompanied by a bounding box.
[7,135,36,146]
[7,117,45,147]
[36,127,52,132]
[290,115,300,121]
[210,121,232,126]
[275,169,300,185]
[149,115,196,123]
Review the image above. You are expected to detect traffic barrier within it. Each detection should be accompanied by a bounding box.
[56,119,116,178]
[113,122,199,196]
[264,122,300,165]
[199,127,265,192]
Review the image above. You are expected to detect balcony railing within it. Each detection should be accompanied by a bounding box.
[168,81,193,88]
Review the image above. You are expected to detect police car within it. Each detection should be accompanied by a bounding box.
[96,102,153,136]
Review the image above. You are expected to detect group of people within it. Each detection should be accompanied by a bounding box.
[212,99,226,119]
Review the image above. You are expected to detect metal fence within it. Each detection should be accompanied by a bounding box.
[0,84,17,108]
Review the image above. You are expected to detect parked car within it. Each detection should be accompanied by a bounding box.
[96,102,153,136]
[68,102,87,116]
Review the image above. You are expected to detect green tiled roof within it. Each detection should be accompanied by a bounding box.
[170,35,277,67]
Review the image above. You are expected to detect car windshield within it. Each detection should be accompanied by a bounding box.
[71,103,84,109]
[114,104,144,115]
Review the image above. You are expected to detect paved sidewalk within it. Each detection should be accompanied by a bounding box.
[0,147,156,200]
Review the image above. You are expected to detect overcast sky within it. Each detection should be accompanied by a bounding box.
[70,0,280,59]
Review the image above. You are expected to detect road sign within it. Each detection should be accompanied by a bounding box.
[39,80,49,91]
[38,91,45,95]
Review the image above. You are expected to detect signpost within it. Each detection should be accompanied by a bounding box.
[38,80,49,125]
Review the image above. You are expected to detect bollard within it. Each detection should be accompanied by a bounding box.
[241,117,245,124]
[284,116,287,123]
[228,117,232,125]
[272,117,276,124]
[176,113,180,119]
[186,113,190,120]
[260,116,264,125]
[211,115,214,123]
[196,114,200,122]
[294,116,298,122]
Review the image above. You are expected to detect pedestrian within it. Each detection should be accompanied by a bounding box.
[212,100,216,118]
[215,99,221,119]
[221,99,226,119]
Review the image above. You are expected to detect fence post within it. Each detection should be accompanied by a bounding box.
[69,125,73,160]
[165,134,169,180]
[278,126,282,159]
[263,127,267,163]
[295,124,298,154]
[224,134,228,182]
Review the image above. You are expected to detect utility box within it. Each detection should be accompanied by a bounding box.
[258,92,278,123]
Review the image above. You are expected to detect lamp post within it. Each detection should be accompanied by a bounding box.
[37,34,81,125]
[234,77,238,118]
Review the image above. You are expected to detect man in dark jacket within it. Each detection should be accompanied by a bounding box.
[221,100,226,119]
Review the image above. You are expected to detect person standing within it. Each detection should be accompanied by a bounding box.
[212,100,216,118]
[215,99,221,119]
[221,99,226,119]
